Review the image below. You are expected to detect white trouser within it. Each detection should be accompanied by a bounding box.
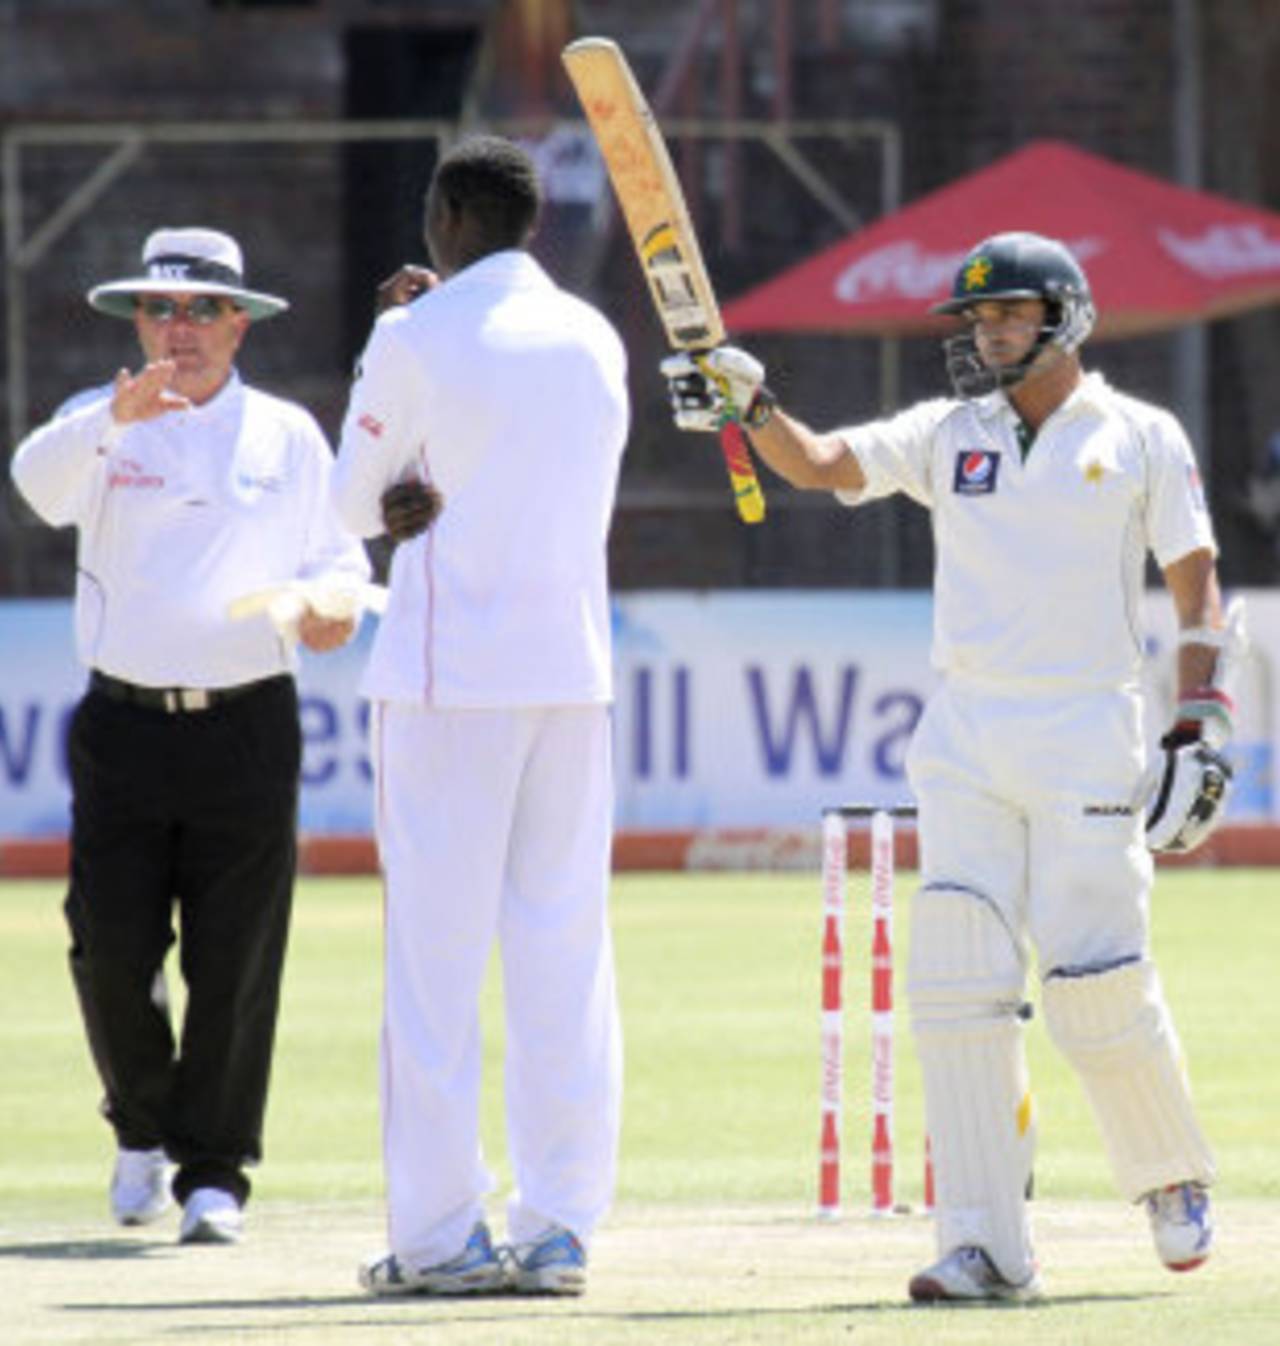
[906,678,1152,973]
[373,701,623,1265]
[904,679,1212,1278]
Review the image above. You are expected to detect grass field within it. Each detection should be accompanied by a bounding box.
[1,868,1278,1343]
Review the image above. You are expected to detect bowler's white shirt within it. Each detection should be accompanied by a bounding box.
[837,372,1216,691]
[11,373,370,687]
[332,250,629,706]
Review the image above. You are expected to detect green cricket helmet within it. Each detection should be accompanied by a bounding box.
[933,231,1096,397]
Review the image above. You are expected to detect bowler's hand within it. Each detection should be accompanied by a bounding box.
[376,265,439,314]
[381,479,444,543]
[297,611,356,653]
[110,361,191,424]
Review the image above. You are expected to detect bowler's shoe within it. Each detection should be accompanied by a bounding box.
[509,1225,588,1296]
[359,1223,507,1296]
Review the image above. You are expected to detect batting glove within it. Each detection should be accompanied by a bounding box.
[1142,737,1234,854]
[661,346,772,433]
[1161,687,1235,752]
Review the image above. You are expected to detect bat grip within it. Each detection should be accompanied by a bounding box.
[719,421,766,524]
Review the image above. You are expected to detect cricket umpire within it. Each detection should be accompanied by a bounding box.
[10,227,370,1244]
[664,232,1230,1302]
[333,136,628,1297]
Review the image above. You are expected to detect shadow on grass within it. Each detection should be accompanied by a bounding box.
[58,1289,1170,1326]
[0,1238,162,1260]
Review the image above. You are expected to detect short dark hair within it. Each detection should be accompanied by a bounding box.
[432,136,541,249]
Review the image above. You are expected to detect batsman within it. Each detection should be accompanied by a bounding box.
[664,232,1236,1302]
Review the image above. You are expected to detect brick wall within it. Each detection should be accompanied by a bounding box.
[3,0,1278,592]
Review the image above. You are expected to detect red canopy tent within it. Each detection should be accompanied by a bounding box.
[721,140,1280,340]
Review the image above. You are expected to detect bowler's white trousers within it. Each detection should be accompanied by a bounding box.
[372,701,622,1265]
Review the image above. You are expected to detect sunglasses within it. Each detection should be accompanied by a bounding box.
[136,296,236,324]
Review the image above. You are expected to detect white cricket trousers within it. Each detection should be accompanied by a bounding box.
[906,678,1153,971]
[904,678,1216,1284]
[373,700,623,1265]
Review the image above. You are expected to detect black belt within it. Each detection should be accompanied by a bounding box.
[90,670,284,714]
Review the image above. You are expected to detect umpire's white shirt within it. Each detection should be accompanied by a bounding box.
[11,373,369,687]
[332,250,629,707]
[837,372,1216,692]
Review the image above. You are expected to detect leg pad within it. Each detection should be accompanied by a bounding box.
[1042,958,1215,1201]
[908,885,1036,1284]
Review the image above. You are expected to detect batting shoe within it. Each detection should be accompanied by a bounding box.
[110,1147,172,1226]
[508,1224,587,1296]
[178,1188,244,1245]
[1144,1182,1213,1271]
[908,1246,1044,1304]
[359,1222,508,1297]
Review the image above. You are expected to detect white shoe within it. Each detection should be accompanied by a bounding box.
[110,1147,171,1226]
[359,1223,507,1296]
[1144,1182,1212,1271]
[909,1245,1043,1303]
[179,1188,244,1245]
[508,1224,588,1296]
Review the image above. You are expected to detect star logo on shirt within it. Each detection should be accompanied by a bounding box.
[1083,459,1106,486]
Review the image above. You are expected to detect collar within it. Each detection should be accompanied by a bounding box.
[1026,370,1113,427]
[184,369,243,419]
[971,369,1112,427]
[1063,369,1113,414]
[443,249,551,293]
[970,389,1011,423]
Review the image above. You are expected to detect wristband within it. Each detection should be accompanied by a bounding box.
[744,386,777,431]
[1177,625,1226,649]
[1177,685,1234,717]
[1173,684,1234,745]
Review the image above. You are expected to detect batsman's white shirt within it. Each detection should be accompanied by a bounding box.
[332,250,628,1265]
[333,250,629,706]
[838,372,1216,692]
[11,373,369,687]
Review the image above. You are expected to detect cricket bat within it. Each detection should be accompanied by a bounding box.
[562,36,766,524]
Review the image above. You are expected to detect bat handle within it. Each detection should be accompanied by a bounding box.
[719,421,766,524]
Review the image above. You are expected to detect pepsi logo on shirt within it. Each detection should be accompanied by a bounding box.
[953,449,1001,496]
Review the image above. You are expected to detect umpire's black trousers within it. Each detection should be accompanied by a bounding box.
[64,673,301,1207]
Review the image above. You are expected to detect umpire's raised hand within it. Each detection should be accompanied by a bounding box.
[380,479,444,543]
[110,360,192,424]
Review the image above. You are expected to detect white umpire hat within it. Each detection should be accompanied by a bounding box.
[87,227,289,322]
